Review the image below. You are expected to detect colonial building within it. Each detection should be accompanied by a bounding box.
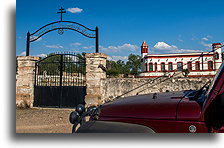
[139,41,223,78]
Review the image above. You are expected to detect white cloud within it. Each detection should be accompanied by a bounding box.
[153,42,178,50]
[82,46,94,50]
[67,8,83,14]
[46,44,64,49]
[71,42,81,46]
[100,43,138,53]
[177,35,183,42]
[178,38,183,42]
[36,53,47,57]
[30,36,42,42]
[19,51,26,56]
[206,35,212,39]
[152,41,203,54]
[202,37,209,41]
[200,41,212,48]
[201,35,212,41]
[200,35,213,49]
[108,56,128,61]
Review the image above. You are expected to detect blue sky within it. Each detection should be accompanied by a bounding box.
[16,0,224,61]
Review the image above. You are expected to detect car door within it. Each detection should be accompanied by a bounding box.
[202,62,224,132]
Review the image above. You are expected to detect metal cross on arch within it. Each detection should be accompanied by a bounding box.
[57,7,66,21]
[26,7,99,56]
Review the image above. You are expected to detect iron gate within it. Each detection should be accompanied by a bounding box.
[33,53,86,108]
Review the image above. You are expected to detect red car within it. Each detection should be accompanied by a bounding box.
[70,62,224,133]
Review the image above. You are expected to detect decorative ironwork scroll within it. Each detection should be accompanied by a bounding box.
[26,7,99,56]
[29,21,97,42]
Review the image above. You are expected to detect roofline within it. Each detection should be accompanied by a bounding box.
[145,52,214,57]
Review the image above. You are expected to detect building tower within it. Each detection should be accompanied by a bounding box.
[141,41,148,58]
[141,41,148,72]
[212,43,222,70]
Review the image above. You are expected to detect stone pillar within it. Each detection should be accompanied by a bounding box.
[16,56,40,108]
[85,53,107,107]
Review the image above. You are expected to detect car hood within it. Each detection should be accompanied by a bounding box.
[99,91,185,120]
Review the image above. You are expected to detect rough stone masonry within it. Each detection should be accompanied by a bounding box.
[16,56,39,108]
[101,77,213,104]
[84,53,107,107]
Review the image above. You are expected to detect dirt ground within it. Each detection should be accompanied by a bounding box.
[16,108,74,133]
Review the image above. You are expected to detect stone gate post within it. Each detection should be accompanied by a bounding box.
[85,53,107,107]
[16,56,40,108]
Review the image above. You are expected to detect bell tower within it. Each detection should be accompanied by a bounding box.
[212,43,222,53]
[141,41,148,58]
[212,43,222,70]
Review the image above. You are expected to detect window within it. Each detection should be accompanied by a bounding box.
[168,62,173,71]
[208,61,213,70]
[177,62,183,71]
[195,61,200,70]
[145,63,148,72]
[149,63,153,71]
[154,63,157,71]
[215,52,219,60]
[187,62,192,71]
[161,63,165,71]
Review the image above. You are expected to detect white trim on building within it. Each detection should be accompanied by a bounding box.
[139,42,223,78]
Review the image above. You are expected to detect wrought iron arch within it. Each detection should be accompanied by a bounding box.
[26,20,99,55]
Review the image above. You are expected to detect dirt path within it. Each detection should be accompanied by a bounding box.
[16,108,74,133]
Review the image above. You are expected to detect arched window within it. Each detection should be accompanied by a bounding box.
[177,62,183,71]
[154,63,157,71]
[161,63,165,71]
[149,63,153,71]
[195,61,200,70]
[168,62,173,71]
[187,61,192,71]
[208,61,213,70]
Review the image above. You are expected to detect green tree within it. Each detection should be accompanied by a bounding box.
[116,60,130,74]
[76,52,86,75]
[37,53,61,75]
[37,53,86,75]
[106,54,141,77]
[126,54,141,75]
[106,60,118,76]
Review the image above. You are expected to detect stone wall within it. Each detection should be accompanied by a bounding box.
[16,56,40,108]
[101,77,213,103]
[15,53,214,108]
